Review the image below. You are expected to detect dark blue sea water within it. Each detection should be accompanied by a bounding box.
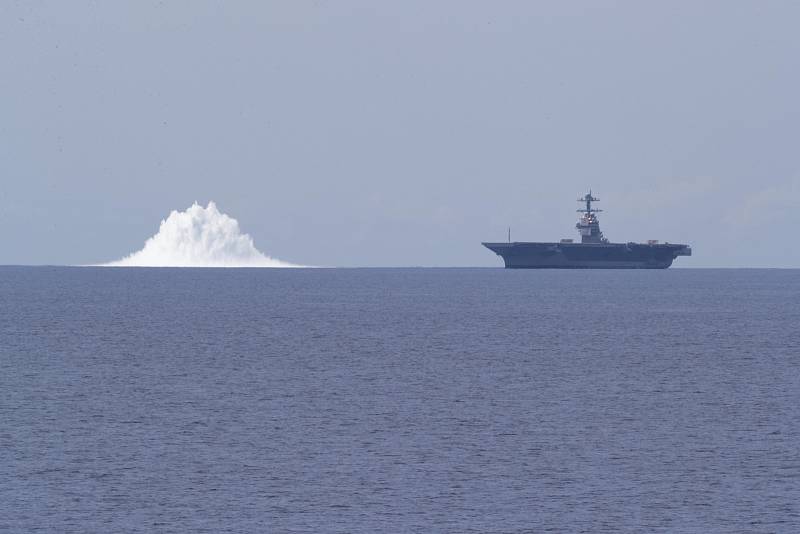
[1,267,799,533]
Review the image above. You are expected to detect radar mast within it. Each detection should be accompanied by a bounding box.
[576,190,606,244]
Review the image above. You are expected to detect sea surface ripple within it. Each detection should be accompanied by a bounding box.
[1,267,799,533]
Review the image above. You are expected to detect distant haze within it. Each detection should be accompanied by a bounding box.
[2,2,799,267]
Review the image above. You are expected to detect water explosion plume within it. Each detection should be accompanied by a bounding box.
[106,201,298,267]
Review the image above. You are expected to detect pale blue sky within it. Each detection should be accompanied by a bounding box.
[2,1,799,266]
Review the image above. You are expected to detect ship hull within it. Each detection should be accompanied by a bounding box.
[482,242,691,269]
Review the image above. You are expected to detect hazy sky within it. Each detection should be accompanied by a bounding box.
[2,1,799,267]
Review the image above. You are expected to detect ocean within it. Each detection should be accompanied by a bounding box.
[1,267,799,533]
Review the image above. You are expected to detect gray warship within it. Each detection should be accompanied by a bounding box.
[483,191,691,269]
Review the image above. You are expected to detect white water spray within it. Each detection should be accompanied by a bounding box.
[106,201,298,267]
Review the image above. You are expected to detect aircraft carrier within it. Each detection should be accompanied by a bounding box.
[483,191,691,269]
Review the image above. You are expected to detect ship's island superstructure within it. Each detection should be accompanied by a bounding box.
[483,191,691,269]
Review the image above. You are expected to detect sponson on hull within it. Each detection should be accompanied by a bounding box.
[483,191,692,269]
